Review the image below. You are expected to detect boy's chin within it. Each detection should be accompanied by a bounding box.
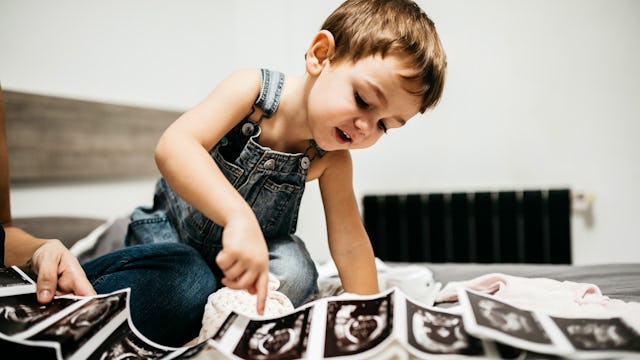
[317,142,348,152]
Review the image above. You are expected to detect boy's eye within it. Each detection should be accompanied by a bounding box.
[355,92,370,109]
[377,120,388,134]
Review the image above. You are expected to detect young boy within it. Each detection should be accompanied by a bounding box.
[126,0,446,315]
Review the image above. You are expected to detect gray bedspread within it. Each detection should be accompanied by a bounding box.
[425,262,640,303]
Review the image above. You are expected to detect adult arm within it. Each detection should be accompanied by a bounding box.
[4,228,96,303]
[0,85,95,303]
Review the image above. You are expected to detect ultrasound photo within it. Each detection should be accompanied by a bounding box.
[406,299,483,356]
[0,293,80,335]
[324,292,393,358]
[213,312,238,342]
[0,333,59,359]
[29,291,128,358]
[551,317,640,352]
[87,320,172,360]
[466,291,551,345]
[172,340,211,359]
[0,266,36,296]
[233,307,312,360]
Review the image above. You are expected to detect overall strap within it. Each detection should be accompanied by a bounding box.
[254,69,285,118]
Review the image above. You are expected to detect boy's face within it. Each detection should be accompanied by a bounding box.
[307,54,422,151]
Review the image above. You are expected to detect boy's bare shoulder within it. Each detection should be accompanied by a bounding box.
[223,68,262,90]
[228,67,261,79]
[206,68,262,118]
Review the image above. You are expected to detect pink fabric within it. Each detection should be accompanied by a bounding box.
[436,273,640,330]
[198,274,294,342]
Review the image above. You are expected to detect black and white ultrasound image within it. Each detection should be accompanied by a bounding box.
[0,293,79,335]
[406,299,483,355]
[552,317,640,352]
[233,307,312,360]
[324,293,393,357]
[87,320,171,360]
[28,291,127,358]
[467,291,551,345]
[0,267,32,287]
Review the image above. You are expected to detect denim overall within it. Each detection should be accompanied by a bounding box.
[125,69,320,306]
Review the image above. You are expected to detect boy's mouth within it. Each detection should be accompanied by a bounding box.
[336,128,352,143]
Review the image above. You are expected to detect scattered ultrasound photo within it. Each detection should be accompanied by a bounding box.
[405,298,484,356]
[233,307,312,360]
[213,312,239,342]
[87,320,172,359]
[0,266,36,296]
[0,266,32,286]
[324,292,393,358]
[28,291,128,358]
[171,340,211,359]
[0,333,59,359]
[171,340,235,360]
[551,316,640,352]
[0,293,80,336]
[466,291,552,345]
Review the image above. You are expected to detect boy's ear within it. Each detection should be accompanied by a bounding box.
[306,30,335,76]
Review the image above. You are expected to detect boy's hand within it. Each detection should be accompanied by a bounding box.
[30,240,96,303]
[215,217,269,315]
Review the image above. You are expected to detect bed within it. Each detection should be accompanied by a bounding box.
[3,87,639,358]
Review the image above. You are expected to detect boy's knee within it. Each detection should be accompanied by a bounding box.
[267,235,319,306]
[170,243,218,294]
[277,269,318,307]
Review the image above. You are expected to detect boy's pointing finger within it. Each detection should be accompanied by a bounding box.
[255,271,269,315]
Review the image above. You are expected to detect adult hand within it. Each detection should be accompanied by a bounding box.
[216,217,269,315]
[30,239,96,303]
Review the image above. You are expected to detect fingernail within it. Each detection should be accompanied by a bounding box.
[39,290,51,300]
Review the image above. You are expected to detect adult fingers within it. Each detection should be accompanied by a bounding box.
[71,273,97,296]
[32,251,60,304]
[57,264,96,297]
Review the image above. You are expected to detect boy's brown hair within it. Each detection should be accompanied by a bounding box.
[321,0,447,113]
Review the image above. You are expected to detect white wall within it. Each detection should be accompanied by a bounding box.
[1,0,638,265]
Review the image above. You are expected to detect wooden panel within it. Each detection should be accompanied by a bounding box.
[5,90,182,182]
[12,216,106,248]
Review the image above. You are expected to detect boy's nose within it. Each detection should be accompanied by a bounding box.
[354,116,374,134]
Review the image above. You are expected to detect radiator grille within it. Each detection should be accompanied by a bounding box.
[363,189,571,264]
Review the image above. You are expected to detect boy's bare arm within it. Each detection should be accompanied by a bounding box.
[319,151,379,294]
[154,69,269,313]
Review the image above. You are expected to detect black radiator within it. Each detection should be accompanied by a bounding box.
[363,189,571,264]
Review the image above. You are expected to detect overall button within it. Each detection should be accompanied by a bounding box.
[242,123,255,136]
[263,159,276,170]
[300,157,310,170]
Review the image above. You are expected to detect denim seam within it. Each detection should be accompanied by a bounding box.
[90,258,131,289]
[129,217,168,227]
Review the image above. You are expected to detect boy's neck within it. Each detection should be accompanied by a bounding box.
[258,74,314,154]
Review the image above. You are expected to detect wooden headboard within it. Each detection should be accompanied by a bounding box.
[4,90,182,182]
